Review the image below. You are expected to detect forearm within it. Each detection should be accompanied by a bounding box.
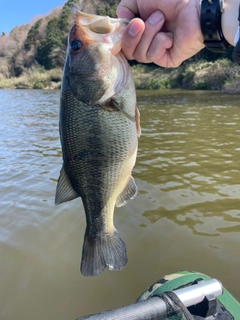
[117,0,240,67]
[222,0,239,46]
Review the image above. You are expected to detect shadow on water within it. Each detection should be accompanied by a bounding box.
[0,89,240,320]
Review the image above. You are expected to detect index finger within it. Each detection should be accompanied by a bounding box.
[116,5,135,19]
[116,0,139,19]
[117,0,161,21]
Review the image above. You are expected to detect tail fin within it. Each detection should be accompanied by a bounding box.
[80,229,128,276]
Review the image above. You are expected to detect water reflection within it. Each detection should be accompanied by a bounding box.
[0,89,240,320]
[134,90,240,239]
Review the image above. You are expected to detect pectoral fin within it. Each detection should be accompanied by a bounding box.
[99,98,136,122]
[135,107,141,137]
[101,99,141,137]
[55,166,79,205]
[116,176,138,207]
[110,99,136,122]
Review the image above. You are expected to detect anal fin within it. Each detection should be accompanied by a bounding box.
[116,176,138,207]
[55,166,79,205]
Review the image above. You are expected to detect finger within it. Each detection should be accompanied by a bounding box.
[121,18,145,60]
[117,0,160,21]
[132,11,165,63]
[116,1,139,19]
[116,5,135,19]
[147,32,175,67]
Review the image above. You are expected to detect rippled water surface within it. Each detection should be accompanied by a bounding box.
[0,89,240,320]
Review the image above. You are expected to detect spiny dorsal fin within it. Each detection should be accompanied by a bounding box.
[116,176,138,207]
[55,166,79,205]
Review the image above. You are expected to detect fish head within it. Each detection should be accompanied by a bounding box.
[67,11,129,76]
[64,11,130,104]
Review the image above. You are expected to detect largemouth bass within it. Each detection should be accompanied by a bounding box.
[55,11,141,276]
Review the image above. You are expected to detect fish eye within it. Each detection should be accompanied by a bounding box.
[70,40,82,51]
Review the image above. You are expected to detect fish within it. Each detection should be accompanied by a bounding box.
[55,11,141,277]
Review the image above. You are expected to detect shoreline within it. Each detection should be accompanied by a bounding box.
[1,59,240,93]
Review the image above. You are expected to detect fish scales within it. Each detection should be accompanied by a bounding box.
[60,90,137,207]
[55,11,140,276]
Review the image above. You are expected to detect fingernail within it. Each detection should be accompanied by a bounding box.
[148,11,163,25]
[129,23,141,37]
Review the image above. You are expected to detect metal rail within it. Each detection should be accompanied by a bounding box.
[77,279,223,320]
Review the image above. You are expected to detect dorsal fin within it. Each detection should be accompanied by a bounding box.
[55,166,79,205]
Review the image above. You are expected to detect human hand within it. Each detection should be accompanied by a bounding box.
[117,0,205,67]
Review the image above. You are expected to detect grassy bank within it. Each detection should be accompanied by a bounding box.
[132,59,240,93]
[1,59,240,93]
[0,67,62,90]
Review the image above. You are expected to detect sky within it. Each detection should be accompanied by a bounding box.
[0,0,66,35]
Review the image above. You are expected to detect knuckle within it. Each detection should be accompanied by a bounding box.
[133,51,145,63]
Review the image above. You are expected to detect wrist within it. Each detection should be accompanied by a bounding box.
[222,0,239,46]
[200,0,231,51]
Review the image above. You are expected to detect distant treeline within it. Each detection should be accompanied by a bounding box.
[0,0,119,80]
[0,0,237,91]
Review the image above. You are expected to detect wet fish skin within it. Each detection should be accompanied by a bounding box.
[55,11,140,276]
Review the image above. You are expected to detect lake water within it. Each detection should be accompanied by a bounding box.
[0,89,240,320]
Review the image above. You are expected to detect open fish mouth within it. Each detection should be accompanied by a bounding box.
[71,11,130,55]
[75,11,130,30]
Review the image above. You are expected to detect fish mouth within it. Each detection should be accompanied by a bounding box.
[75,11,130,31]
[74,11,130,55]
